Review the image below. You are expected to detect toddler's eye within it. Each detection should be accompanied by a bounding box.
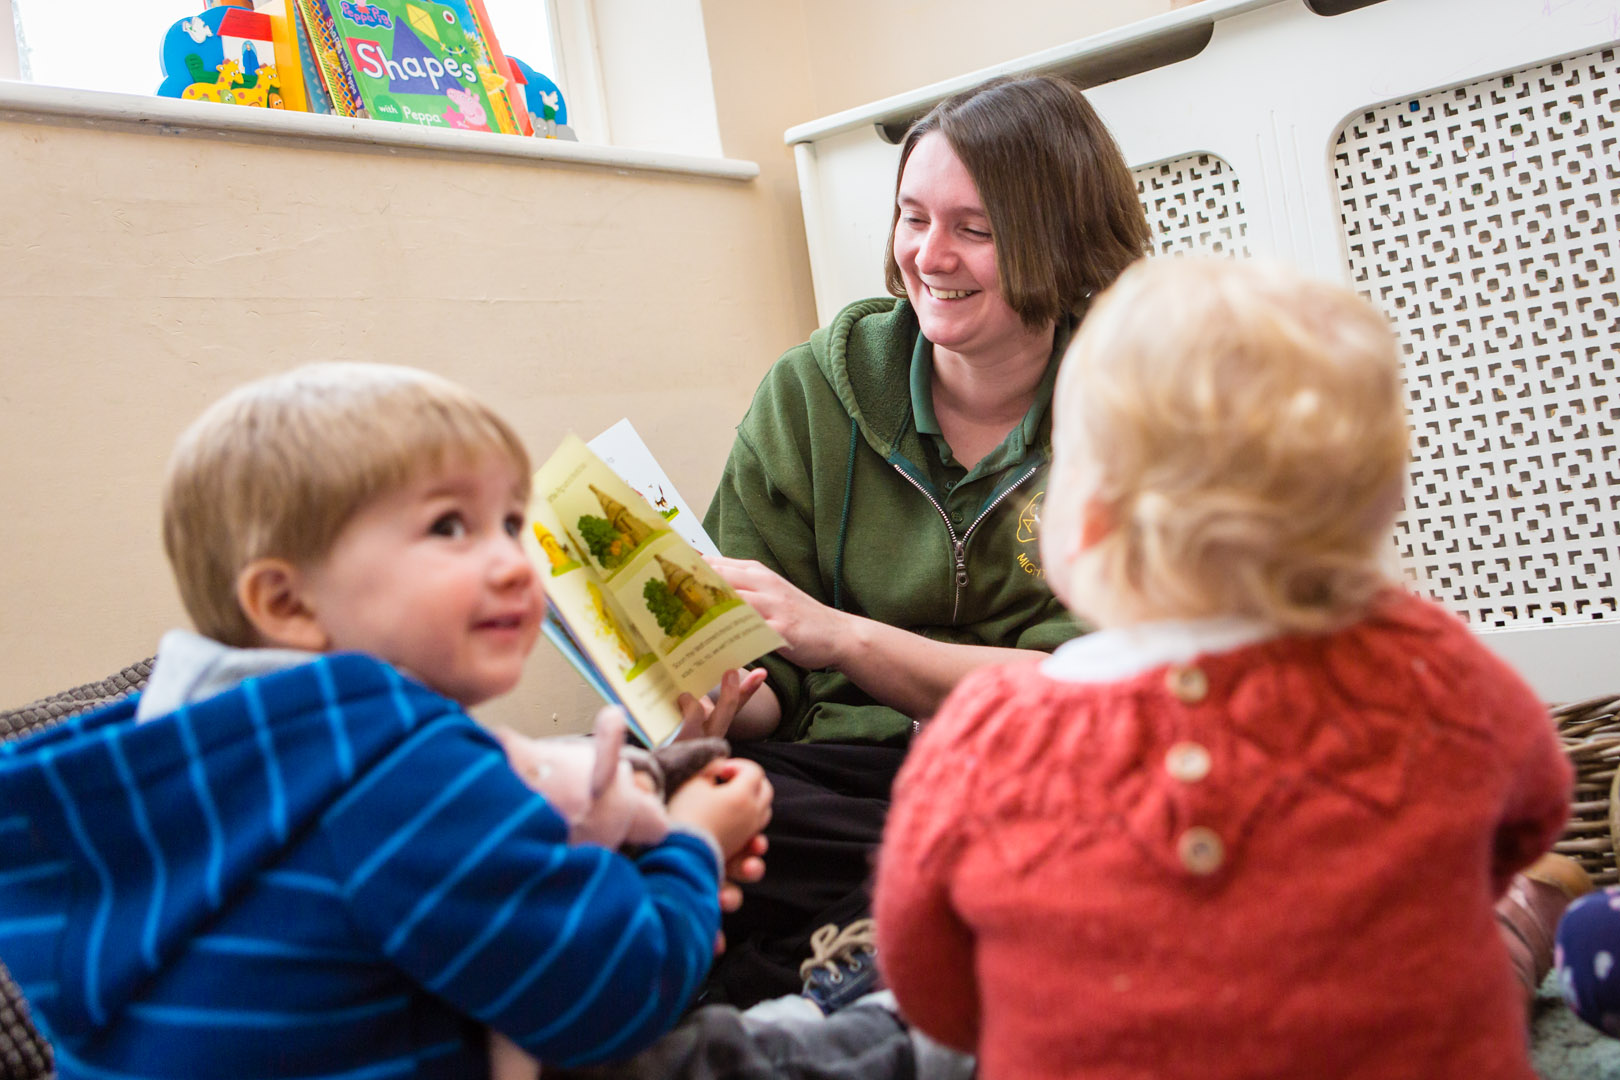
[430,512,467,538]
[504,513,524,539]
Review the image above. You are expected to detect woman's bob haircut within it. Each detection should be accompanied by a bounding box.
[883,74,1152,329]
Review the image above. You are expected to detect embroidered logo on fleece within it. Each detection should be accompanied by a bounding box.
[1015,490,1044,578]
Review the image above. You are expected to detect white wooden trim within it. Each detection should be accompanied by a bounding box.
[549,0,612,145]
[0,81,758,180]
[0,0,21,81]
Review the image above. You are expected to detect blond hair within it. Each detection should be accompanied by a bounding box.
[163,363,532,646]
[883,75,1151,328]
[1044,257,1409,632]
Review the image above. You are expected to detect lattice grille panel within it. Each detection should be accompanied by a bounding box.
[1134,152,1251,256]
[1334,46,1620,629]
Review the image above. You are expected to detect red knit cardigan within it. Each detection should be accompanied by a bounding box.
[875,592,1571,1080]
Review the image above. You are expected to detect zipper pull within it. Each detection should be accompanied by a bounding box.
[954,540,968,587]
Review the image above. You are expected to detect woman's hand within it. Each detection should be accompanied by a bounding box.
[675,667,769,740]
[708,556,849,671]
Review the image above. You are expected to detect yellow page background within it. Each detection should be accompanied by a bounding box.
[534,435,784,698]
[523,495,685,745]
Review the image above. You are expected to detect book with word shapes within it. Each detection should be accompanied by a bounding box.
[524,432,784,747]
[324,0,522,132]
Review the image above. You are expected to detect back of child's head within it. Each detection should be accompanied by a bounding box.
[163,362,531,647]
[1045,256,1409,633]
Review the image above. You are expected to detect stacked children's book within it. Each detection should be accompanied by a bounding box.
[158,0,572,138]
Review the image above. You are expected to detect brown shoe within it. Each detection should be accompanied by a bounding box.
[1496,853,1595,999]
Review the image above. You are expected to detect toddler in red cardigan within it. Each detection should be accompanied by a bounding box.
[873,256,1574,1080]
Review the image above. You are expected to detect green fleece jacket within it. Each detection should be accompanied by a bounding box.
[704,297,1082,744]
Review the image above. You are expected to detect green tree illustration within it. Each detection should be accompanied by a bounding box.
[644,579,695,638]
[579,515,628,569]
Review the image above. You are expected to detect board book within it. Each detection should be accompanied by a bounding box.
[294,0,523,131]
[524,429,784,748]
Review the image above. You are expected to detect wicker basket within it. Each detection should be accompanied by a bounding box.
[1552,693,1620,888]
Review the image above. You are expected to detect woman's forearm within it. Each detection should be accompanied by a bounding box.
[831,614,1040,721]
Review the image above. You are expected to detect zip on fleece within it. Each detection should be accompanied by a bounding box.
[887,454,1044,623]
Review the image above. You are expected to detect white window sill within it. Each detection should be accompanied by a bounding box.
[0,80,758,182]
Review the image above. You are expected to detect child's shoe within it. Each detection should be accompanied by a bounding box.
[800,918,880,1015]
[1496,853,1594,998]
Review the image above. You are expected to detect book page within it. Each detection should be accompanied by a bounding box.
[534,435,785,713]
[521,498,686,746]
[588,419,719,558]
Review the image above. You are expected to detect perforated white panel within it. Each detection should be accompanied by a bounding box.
[1134,152,1252,256]
[1334,46,1620,631]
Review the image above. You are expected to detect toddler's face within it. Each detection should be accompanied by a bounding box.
[299,452,543,706]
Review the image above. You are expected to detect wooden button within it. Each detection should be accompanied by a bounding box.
[1165,741,1212,783]
[1166,665,1208,704]
[1178,826,1224,875]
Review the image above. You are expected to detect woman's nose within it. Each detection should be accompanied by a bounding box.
[915,225,955,273]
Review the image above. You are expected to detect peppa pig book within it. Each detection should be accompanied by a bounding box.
[320,0,522,132]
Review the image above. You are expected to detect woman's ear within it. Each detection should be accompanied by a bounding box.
[236,558,328,651]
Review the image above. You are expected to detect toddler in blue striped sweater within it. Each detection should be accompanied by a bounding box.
[0,362,772,1080]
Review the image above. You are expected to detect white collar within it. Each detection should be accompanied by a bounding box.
[1040,616,1282,684]
[135,628,317,722]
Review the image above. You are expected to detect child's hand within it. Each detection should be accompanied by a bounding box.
[714,832,769,956]
[675,667,769,740]
[721,832,768,913]
[666,758,773,862]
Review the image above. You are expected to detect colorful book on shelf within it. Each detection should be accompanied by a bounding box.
[292,0,366,116]
[450,0,530,135]
[304,0,522,132]
[524,429,784,748]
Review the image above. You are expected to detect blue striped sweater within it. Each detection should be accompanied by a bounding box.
[0,653,722,1078]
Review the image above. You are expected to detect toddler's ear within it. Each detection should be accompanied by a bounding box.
[237,558,327,651]
[1077,497,1115,551]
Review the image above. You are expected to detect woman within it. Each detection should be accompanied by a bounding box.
[698,74,1152,1007]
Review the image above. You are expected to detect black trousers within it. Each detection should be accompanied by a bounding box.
[703,740,908,1008]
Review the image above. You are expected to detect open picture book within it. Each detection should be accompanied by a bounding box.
[524,424,785,747]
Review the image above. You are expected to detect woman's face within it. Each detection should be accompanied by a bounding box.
[893,132,1032,359]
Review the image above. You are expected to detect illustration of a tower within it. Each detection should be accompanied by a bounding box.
[590,484,656,546]
[655,555,724,618]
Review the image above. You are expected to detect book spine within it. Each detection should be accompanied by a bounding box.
[293,0,366,117]
[464,0,525,136]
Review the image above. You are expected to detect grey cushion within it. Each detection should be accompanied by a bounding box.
[0,658,153,1080]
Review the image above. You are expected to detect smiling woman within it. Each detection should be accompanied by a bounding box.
[698,74,1153,1007]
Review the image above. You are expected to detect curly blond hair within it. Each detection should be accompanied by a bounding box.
[1042,257,1409,632]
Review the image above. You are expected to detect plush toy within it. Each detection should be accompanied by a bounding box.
[488,709,730,1079]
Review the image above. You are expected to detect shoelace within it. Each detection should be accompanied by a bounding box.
[799,917,877,982]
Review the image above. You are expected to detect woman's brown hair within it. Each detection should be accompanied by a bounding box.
[883,75,1151,328]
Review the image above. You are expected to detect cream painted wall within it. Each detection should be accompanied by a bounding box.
[791,0,1180,117]
[0,117,815,732]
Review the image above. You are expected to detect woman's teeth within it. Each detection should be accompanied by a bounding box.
[927,285,974,300]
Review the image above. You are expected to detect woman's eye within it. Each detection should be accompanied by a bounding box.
[900,214,926,228]
[964,227,992,240]
[504,513,524,539]
[429,512,467,538]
